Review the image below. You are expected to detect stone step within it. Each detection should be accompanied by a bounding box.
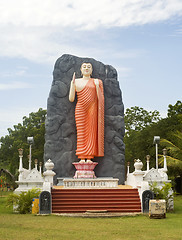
[52,188,138,193]
[51,188,141,213]
[52,195,140,200]
[52,208,141,213]
[52,202,141,206]
[52,198,140,202]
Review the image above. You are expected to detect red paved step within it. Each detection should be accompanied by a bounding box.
[53,199,140,203]
[52,189,139,194]
[52,209,141,213]
[51,188,141,213]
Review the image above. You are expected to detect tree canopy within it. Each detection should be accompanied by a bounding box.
[124,101,182,175]
[0,108,46,175]
[124,106,161,136]
[0,100,182,186]
[168,100,182,117]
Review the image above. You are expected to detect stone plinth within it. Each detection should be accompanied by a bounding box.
[73,161,98,179]
[63,178,119,189]
[149,199,166,218]
[14,168,44,194]
[14,181,44,193]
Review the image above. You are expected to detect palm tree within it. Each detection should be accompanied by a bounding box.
[159,131,182,193]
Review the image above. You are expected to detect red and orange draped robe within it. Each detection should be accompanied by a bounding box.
[75,78,104,159]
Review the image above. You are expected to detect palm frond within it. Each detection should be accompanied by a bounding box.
[173,131,182,141]
[161,138,182,158]
[159,155,182,168]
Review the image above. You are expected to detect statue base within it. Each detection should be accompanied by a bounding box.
[63,178,119,188]
[73,160,98,179]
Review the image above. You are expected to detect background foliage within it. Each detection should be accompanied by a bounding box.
[0,108,46,175]
[6,188,41,214]
[124,101,182,192]
[0,101,182,191]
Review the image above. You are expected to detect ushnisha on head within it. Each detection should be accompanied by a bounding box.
[80,63,93,77]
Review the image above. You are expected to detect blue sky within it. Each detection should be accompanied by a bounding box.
[0,0,182,138]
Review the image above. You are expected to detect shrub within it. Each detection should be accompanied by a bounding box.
[149,181,173,211]
[7,188,41,214]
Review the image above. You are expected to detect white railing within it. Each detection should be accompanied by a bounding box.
[63,178,119,189]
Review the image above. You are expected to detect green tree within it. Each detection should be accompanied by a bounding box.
[124,106,161,171]
[0,108,46,175]
[124,101,182,173]
[125,106,160,136]
[168,100,182,117]
[160,131,182,192]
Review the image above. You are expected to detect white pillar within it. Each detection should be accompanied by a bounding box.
[153,136,160,171]
[163,156,167,171]
[29,144,32,171]
[163,148,167,172]
[34,159,38,170]
[43,159,56,192]
[39,162,42,175]
[127,162,130,175]
[146,155,150,171]
[18,158,23,181]
[19,155,23,170]
[18,149,23,181]
[156,143,158,171]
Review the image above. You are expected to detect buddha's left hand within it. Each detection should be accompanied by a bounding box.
[94,79,99,88]
[94,79,99,98]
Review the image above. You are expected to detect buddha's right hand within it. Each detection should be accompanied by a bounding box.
[72,72,76,84]
[69,72,76,102]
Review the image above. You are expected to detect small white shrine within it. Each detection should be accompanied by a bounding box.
[15,148,55,193]
[125,146,173,210]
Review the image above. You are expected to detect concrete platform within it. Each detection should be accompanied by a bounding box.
[52,212,142,218]
[53,185,133,189]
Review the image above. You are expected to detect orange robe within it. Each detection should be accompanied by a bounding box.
[75,78,104,159]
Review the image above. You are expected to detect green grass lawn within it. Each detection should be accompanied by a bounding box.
[0,194,182,240]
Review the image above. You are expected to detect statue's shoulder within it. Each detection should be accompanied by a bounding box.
[75,78,83,84]
[93,78,102,82]
[97,79,104,86]
[75,78,83,81]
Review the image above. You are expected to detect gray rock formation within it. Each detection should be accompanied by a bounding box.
[44,54,125,184]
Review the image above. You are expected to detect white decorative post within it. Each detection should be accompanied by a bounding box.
[39,162,42,175]
[127,162,130,175]
[153,136,160,171]
[29,145,32,171]
[133,159,145,199]
[18,148,23,181]
[34,159,38,170]
[43,159,56,192]
[27,137,34,171]
[163,148,168,172]
[134,159,143,172]
[146,155,150,171]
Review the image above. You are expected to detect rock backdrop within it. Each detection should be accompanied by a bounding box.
[44,54,125,184]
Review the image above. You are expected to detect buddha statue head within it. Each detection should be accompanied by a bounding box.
[81,63,93,77]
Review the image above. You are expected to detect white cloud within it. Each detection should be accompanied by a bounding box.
[0,81,33,90]
[0,25,82,63]
[174,27,182,35]
[0,0,182,63]
[112,49,148,59]
[0,106,40,138]
[117,67,132,78]
[1,0,182,28]
[0,69,27,78]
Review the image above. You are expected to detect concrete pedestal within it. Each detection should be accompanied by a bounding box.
[149,199,166,218]
[73,161,98,179]
[63,178,119,189]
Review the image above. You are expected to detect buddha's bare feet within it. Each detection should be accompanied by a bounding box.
[86,159,93,163]
[79,159,86,163]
